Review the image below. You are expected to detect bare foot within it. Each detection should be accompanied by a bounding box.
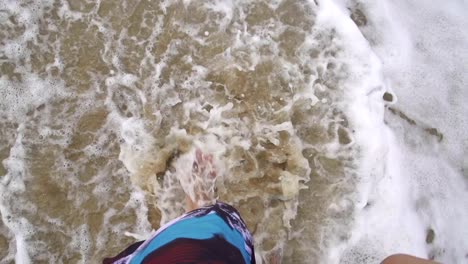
[185,149,217,211]
[266,248,283,264]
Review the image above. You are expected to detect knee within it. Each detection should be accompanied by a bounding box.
[382,254,408,264]
[381,254,435,264]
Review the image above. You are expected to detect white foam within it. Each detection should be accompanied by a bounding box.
[313,0,426,261]
[0,0,54,62]
[15,235,31,264]
[0,74,70,120]
[0,125,34,263]
[321,0,468,262]
[363,0,468,262]
[203,0,234,30]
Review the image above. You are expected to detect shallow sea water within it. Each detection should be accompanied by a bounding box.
[0,0,360,263]
[1,0,467,263]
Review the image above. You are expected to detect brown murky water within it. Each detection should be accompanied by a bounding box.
[0,0,358,263]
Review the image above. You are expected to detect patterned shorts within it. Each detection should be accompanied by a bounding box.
[104,202,256,264]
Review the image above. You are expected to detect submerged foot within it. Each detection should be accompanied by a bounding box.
[185,149,217,211]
